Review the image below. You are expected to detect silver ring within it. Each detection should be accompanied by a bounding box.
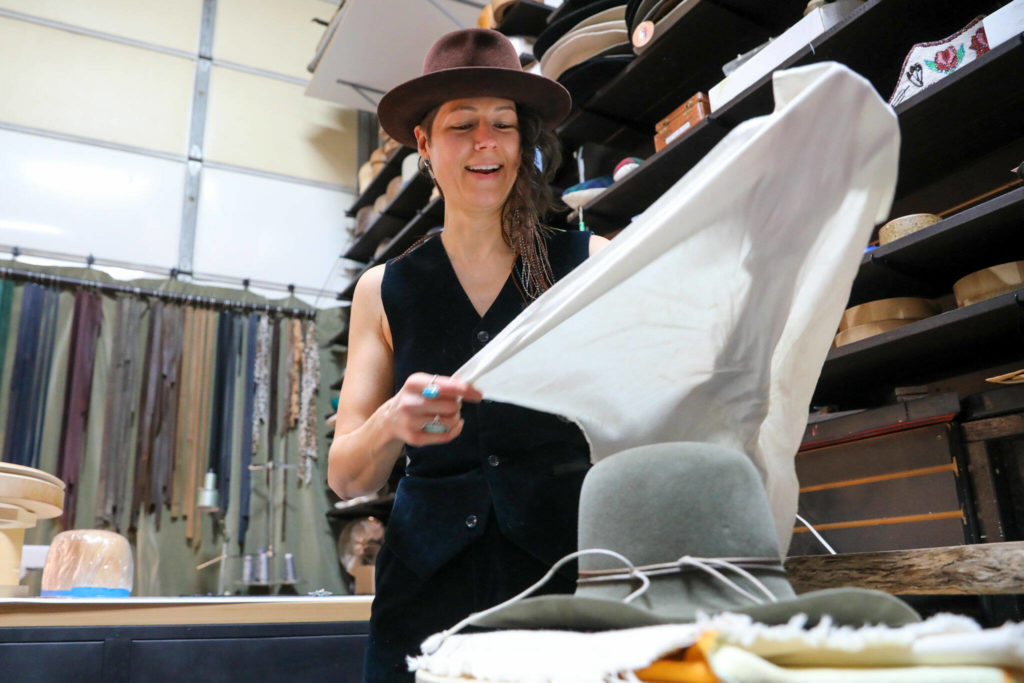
[421,415,449,434]
[422,374,440,399]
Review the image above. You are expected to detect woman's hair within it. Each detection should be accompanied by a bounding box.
[417,103,563,300]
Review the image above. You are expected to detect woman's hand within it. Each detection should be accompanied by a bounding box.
[384,372,483,446]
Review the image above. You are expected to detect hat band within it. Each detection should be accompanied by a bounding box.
[421,550,785,656]
[577,555,785,607]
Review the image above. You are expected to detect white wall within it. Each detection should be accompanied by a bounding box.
[0,0,358,307]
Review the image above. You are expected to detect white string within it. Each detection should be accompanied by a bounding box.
[796,513,837,555]
[419,548,646,654]
[676,556,777,605]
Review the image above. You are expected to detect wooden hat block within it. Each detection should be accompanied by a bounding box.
[0,463,64,596]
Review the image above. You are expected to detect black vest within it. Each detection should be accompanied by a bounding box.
[381,230,592,580]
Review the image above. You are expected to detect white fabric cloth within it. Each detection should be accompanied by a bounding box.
[455,62,900,551]
[409,613,1024,682]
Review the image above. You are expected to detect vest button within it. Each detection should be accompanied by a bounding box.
[487,454,500,467]
[476,330,490,343]
[465,514,478,529]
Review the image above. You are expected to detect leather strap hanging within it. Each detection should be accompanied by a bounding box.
[208,311,242,516]
[298,320,320,486]
[131,300,163,535]
[56,290,103,528]
[150,304,185,530]
[288,318,303,429]
[27,286,60,471]
[0,280,14,392]
[238,312,260,547]
[4,283,45,466]
[187,309,218,546]
[171,307,195,520]
[96,297,145,532]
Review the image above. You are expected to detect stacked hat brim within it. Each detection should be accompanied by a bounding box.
[556,53,632,109]
[536,2,630,82]
[470,586,919,631]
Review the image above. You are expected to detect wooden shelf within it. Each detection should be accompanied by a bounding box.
[345,147,414,218]
[495,0,552,38]
[850,186,1024,305]
[814,287,1024,405]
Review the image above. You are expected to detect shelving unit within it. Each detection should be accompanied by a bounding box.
[345,147,414,217]
[339,194,444,301]
[815,287,1024,404]
[343,174,434,262]
[574,0,1010,234]
[850,186,1024,305]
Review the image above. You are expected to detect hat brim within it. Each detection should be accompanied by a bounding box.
[534,0,627,60]
[469,587,920,631]
[557,53,633,108]
[378,67,572,148]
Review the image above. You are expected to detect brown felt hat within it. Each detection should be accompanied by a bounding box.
[377,28,571,149]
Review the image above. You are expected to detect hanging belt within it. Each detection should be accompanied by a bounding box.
[57,290,103,528]
[209,311,242,515]
[0,280,14,394]
[4,283,44,466]
[187,309,218,546]
[238,312,260,547]
[27,286,60,471]
[298,320,320,486]
[131,300,163,535]
[288,318,303,429]
[96,297,145,531]
[150,304,185,530]
[171,307,194,519]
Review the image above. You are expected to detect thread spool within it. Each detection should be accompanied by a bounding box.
[196,470,219,512]
[284,553,297,583]
[257,548,269,584]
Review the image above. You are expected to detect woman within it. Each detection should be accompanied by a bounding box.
[328,28,608,682]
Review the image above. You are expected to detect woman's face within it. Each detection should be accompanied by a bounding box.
[415,97,521,216]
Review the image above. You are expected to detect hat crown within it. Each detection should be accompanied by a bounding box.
[578,444,781,572]
[423,28,522,74]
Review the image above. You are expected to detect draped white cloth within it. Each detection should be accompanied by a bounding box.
[455,63,901,551]
[410,613,1024,682]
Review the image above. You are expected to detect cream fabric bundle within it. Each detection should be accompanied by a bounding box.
[455,62,900,551]
[410,613,1024,682]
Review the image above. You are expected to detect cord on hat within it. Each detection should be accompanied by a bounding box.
[578,555,782,607]
[419,548,647,655]
[418,549,784,656]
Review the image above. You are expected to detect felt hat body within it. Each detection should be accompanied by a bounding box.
[540,21,630,81]
[472,443,919,631]
[534,0,626,59]
[377,28,571,148]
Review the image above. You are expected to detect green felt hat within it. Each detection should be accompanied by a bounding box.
[471,443,919,631]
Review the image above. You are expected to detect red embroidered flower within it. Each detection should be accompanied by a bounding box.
[971,27,989,56]
[933,46,960,72]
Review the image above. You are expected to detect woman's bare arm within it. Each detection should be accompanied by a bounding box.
[327,265,481,499]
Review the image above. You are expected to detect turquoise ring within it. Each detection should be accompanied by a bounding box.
[422,375,440,399]
[421,415,449,434]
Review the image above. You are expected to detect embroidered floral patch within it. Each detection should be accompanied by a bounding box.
[971,26,990,56]
[926,44,964,72]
